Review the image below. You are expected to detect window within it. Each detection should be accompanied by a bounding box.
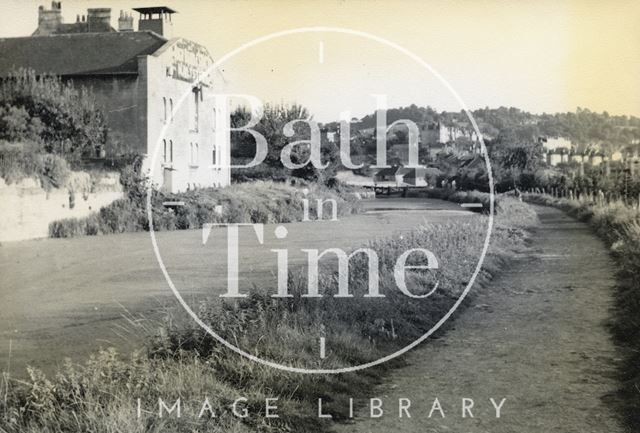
[169,140,173,162]
[189,142,199,165]
[163,139,167,163]
[163,97,167,123]
[212,146,217,166]
[190,87,200,131]
[169,98,174,123]
[194,91,199,130]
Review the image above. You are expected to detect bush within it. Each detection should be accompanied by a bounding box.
[48,217,87,238]
[0,141,70,189]
[0,69,107,159]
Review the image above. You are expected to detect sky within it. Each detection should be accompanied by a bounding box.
[1,0,639,122]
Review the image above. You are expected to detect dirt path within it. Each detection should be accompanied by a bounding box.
[334,206,627,433]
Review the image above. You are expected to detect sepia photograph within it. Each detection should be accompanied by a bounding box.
[0,0,639,432]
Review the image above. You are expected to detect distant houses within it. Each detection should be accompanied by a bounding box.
[545,148,625,167]
[539,136,572,151]
[540,136,636,169]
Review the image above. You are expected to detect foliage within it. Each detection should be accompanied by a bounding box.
[0,69,108,160]
[345,105,640,193]
[355,105,640,151]
[0,140,70,189]
[230,104,340,183]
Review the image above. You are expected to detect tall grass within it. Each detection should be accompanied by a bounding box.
[524,193,640,429]
[2,197,537,432]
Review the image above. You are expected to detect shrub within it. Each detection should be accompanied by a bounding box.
[0,141,71,189]
[48,217,87,238]
[0,69,107,159]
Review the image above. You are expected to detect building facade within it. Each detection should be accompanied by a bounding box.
[0,3,230,193]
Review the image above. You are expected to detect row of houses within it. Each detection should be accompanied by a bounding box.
[540,136,640,168]
[544,148,640,167]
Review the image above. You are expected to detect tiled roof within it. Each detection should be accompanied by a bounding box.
[0,31,167,77]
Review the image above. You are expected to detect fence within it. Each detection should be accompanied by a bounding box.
[525,186,640,209]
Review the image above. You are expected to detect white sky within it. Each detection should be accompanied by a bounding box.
[1,0,639,122]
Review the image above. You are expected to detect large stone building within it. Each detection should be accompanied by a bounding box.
[0,3,230,192]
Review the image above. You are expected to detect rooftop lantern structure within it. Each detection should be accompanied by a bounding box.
[133,6,176,37]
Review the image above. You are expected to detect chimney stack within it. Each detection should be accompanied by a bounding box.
[118,10,134,32]
[35,2,62,35]
[87,8,111,32]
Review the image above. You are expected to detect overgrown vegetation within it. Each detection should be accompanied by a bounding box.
[2,198,537,433]
[0,68,110,190]
[49,178,360,238]
[0,140,71,189]
[523,193,640,430]
[0,69,107,161]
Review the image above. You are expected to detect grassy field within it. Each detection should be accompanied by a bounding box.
[0,195,538,433]
[523,193,640,430]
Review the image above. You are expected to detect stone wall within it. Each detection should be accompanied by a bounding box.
[0,173,123,242]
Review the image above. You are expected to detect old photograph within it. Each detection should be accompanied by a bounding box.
[0,0,639,432]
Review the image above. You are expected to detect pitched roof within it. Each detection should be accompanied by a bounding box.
[0,31,167,77]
